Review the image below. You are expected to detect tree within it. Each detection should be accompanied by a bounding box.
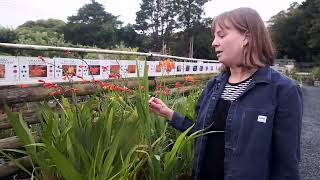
[0,27,17,43]
[169,18,215,59]
[0,27,18,55]
[176,0,209,31]
[18,19,65,34]
[64,0,122,48]
[118,24,140,48]
[14,19,66,46]
[268,0,320,63]
[175,0,210,57]
[301,0,320,61]
[135,0,178,52]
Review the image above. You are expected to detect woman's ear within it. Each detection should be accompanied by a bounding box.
[243,32,250,47]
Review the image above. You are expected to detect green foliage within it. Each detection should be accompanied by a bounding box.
[135,0,211,56]
[18,19,65,34]
[135,0,178,51]
[1,0,214,59]
[16,27,65,46]
[64,1,121,49]
[3,68,207,179]
[0,27,17,43]
[311,66,320,80]
[0,27,18,55]
[268,0,320,63]
[169,19,215,59]
[176,0,210,30]
[96,42,145,60]
[172,89,202,122]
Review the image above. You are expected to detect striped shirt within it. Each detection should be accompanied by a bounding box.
[221,77,253,101]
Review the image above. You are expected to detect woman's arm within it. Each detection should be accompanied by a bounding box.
[149,86,207,134]
[167,90,205,133]
[270,85,303,180]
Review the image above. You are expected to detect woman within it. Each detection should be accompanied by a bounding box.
[149,7,303,180]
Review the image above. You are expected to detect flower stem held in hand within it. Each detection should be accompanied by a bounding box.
[148,97,174,121]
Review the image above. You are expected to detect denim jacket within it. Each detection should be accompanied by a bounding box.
[169,66,303,180]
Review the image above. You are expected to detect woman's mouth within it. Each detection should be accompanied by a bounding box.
[216,50,223,57]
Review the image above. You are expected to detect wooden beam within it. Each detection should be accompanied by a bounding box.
[0,74,213,105]
[0,134,40,149]
[0,156,32,177]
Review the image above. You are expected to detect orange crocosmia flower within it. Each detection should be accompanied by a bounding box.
[159,59,175,72]
[19,84,29,88]
[81,80,88,84]
[109,74,115,78]
[43,83,58,88]
[140,86,145,91]
[109,73,121,79]
[163,88,170,96]
[65,88,79,93]
[184,75,194,82]
[175,82,182,88]
[92,79,100,84]
[43,83,51,87]
[100,82,109,89]
[50,84,58,88]
[49,89,63,96]
[159,61,164,67]
[156,84,161,90]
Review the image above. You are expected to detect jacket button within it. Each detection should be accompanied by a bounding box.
[212,97,216,100]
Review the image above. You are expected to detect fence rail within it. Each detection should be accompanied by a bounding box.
[0,43,219,63]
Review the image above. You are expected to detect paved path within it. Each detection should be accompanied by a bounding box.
[300,85,320,180]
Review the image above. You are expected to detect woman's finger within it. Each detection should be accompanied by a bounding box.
[149,101,163,110]
[148,97,155,104]
[151,97,164,105]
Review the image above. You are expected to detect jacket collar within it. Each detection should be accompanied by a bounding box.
[252,66,272,84]
[215,66,272,84]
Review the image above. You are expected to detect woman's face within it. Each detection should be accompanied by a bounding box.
[212,21,247,67]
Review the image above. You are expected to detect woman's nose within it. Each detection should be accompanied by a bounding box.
[212,37,219,48]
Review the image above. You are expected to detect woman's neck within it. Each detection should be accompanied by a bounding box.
[228,67,257,84]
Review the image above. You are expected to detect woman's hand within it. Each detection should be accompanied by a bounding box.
[148,97,174,121]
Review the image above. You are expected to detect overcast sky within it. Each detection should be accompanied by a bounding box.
[0,0,305,28]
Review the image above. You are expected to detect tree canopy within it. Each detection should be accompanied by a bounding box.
[1,0,319,63]
[268,0,320,63]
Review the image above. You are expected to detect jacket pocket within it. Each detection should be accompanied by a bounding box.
[238,108,275,151]
[233,108,275,179]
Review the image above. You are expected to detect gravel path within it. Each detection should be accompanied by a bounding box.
[300,85,320,180]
